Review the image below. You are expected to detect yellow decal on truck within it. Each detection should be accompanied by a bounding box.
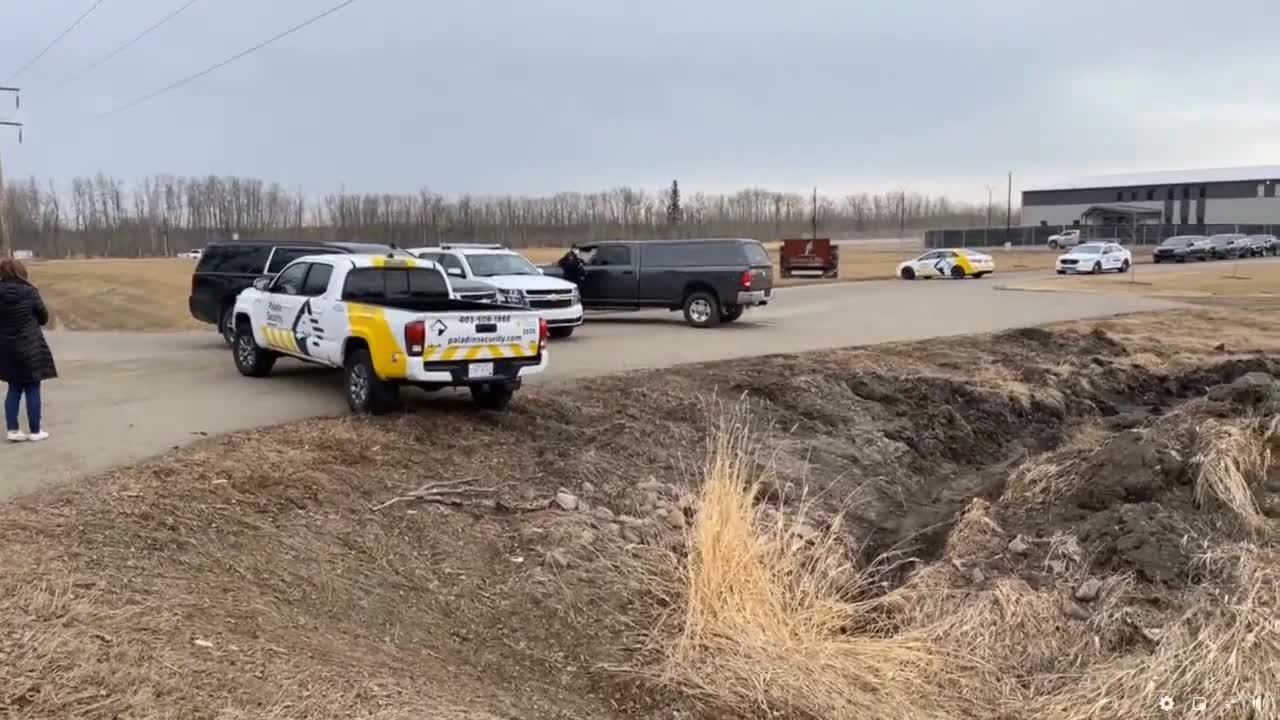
[261,326,301,354]
[422,341,539,362]
[345,303,408,379]
[369,256,417,268]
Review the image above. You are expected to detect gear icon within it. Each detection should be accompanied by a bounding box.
[1158,696,1175,712]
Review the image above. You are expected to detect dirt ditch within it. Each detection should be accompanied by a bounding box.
[1,319,1278,719]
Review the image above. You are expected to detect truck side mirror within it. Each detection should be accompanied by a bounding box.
[253,277,271,291]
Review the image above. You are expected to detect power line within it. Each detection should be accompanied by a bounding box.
[58,0,203,90]
[9,0,110,80]
[97,0,358,118]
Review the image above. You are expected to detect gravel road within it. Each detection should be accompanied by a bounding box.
[1,274,1177,497]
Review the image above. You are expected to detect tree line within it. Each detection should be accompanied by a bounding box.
[2,173,1016,257]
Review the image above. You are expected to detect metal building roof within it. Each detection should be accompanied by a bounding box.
[1024,165,1280,192]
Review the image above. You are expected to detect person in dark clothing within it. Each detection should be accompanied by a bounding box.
[557,246,587,285]
[0,259,56,442]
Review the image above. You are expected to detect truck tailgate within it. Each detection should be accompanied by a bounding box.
[421,310,541,361]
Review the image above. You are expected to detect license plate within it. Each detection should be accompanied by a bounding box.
[468,362,494,379]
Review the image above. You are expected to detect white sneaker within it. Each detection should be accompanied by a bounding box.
[6,430,28,442]
[27,431,49,442]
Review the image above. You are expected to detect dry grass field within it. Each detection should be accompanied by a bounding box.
[1006,261,1280,301]
[26,244,1078,332]
[26,258,207,332]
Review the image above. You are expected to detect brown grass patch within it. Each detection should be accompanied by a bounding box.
[1005,261,1280,301]
[646,405,992,720]
[26,258,206,331]
[1191,419,1273,536]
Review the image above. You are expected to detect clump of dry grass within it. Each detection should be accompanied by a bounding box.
[650,404,993,720]
[1034,544,1280,720]
[1191,419,1273,536]
[1002,425,1109,507]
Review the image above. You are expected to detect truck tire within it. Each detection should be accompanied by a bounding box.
[220,305,237,347]
[682,290,721,328]
[471,382,515,411]
[721,304,744,323]
[549,326,575,339]
[1048,240,1059,249]
[233,321,277,377]
[345,347,400,414]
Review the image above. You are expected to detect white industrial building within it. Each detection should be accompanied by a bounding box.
[1022,165,1280,228]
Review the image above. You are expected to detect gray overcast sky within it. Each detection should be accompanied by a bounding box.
[2,0,1279,202]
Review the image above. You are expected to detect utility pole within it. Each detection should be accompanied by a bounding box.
[899,188,907,241]
[0,86,23,259]
[984,185,993,246]
[810,186,818,239]
[1005,171,1013,242]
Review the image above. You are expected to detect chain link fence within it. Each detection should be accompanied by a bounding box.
[924,224,1280,249]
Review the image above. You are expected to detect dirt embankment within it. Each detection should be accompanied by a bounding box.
[1,318,1278,718]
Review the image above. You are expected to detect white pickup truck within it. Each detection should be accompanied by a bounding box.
[1047,229,1082,249]
[231,253,549,413]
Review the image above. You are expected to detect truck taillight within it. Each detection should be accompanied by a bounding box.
[538,318,549,344]
[739,269,753,289]
[405,320,425,356]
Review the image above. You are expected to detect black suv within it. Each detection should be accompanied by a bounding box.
[545,238,773,327]
[190,240,390,345]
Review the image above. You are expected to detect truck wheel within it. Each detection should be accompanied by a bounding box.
[721,304,744,323]
[549,326,575,339]
[1119,259,1130,273]
[1048,240,1059,249]
[950,265,966,279]
[682,291,721,328]
[345,348,399,414]
[471,382,515,411]
[220,306,237,347]
[233,321,276,377]
[900,267,916,280]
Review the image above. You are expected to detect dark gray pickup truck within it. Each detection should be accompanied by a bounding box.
[542,238,774,327]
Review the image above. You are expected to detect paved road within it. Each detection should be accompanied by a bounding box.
[2,273,1180,498]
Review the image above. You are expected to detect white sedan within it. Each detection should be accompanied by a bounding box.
[897,249,995,280]
[1055,242,1132,274]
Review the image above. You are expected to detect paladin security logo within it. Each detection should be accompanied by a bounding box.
[431,319,448,337]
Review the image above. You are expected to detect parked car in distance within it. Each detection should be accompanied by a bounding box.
[1243,234,1277,257]
[1055,242,1131,274]
[896,248,995,280]
[1152,235,1210,263]
[190,240,392,346]
[541,238,773,328]
[180,249,203,260]
[779,238,838,278]
[1206,233,1249,260]
[1047,229,1082,249]
[412,243,583,338]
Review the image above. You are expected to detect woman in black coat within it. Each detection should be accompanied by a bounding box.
[0,259,56,442]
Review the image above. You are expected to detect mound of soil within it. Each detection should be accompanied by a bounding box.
[0,323,1276,718]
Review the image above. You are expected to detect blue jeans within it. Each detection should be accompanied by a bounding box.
[4,382,41,434]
